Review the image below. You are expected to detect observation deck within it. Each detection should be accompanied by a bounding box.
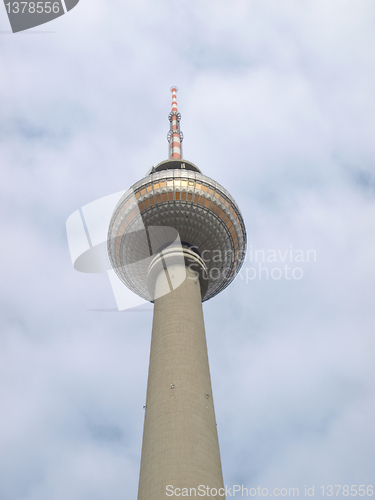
[107,158,246,302]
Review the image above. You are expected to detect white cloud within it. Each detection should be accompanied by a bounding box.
[0,0,374,497]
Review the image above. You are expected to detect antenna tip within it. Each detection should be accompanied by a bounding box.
[170,86,178,93]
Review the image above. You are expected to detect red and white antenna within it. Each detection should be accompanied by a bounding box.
[167,86,184,159]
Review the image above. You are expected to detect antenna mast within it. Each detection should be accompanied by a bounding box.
[167,86,184,159]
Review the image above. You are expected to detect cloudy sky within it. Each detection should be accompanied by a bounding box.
[1,1,375,498]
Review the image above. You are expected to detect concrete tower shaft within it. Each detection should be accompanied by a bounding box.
[138,262,225,500]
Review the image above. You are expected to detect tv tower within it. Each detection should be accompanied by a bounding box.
[107,88,246,499]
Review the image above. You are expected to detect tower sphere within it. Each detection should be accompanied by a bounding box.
[107,158,246,302]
